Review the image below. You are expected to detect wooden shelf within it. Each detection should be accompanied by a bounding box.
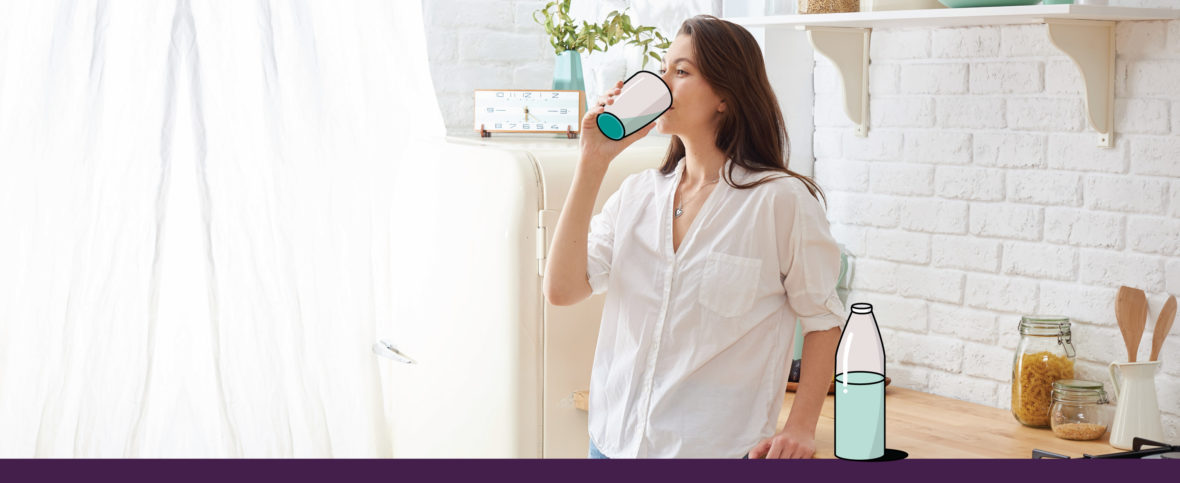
[728,5,1180,147]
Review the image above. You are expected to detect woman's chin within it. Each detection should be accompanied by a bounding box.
[655,120,671,135]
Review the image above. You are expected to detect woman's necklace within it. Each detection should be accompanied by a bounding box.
[674,177,720,219]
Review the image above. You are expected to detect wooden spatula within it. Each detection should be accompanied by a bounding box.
[1150,295,1176,362]
[1116,286,1147,362]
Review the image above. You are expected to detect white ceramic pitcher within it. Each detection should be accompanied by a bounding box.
[1107,361,1164,449]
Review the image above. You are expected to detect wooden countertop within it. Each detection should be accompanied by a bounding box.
[574,386,1118,458]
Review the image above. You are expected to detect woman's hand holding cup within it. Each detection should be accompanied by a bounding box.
[578,80,657,174]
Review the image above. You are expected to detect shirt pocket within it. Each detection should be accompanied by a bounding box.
[698,252,763,318]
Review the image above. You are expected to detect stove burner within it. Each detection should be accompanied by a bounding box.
[1033,437,1180,459]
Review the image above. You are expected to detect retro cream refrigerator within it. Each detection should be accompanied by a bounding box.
[374,135,669,458]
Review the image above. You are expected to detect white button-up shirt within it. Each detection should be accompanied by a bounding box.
[585,157,846,459]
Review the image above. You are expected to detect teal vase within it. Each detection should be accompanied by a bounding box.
[552,50,588,112]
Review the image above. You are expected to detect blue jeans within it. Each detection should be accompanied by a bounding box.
[588,438,750,459]
[588,438,609,459]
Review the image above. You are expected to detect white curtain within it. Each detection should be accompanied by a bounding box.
[0,0,444,457]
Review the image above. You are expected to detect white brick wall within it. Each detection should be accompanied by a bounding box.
[884,331,964,373]
[1044,207,1124,249]
[859,293,929,333]
[969,203,1043,240]
[870,30,930,60]
[1085,175,1169,213]
[1006,170,1081,206]
[1132,136,1180,177]
[1047,134,1127,173]
[1007,98,1086,132]
[1046,59,1084,96]
[901,64,968,95]
[1116,99,1171,135]
[895,264,965,303]
[964,274,1039,313]
[935,166,1005,200]
[817,17,1180,433]
[423,0,716,135]
[1038,281,1117,327]
[929,303,997,343]
[424,0,556,135]
[970,62,1042,95]
[1128,216,1180,256]
[900,198,968,234]
[1080,250,1167,291]
[844,131,904,161]
[867,228,931,264]
[974,132,1045,168]
[869,162,934,196]
[936,97,1006,129]
[1173,100,1180,133]
[932,27,999,59]
[1126,61,1180,97]
[813,158,868,191]
[1172,180,1180,216]
[1001,241,1077,281]
[828,192,901,227]
[869,63,900,96]
[904,131,971,165]
[932,235,1000,273]
[872,98,936,128]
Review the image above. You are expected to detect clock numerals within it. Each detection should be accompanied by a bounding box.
[475,90,581,133]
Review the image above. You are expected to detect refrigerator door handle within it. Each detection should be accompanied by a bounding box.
[372,338,418,365]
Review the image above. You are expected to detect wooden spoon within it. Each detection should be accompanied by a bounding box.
[1150,295,1176,362]
[1115,286,1147,363]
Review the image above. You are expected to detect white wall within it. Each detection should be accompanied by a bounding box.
[421,0,555,136]
[811,6,1180,441]
[422,0,719,136]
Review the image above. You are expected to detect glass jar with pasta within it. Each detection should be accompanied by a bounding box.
[1011,316,1076,428]
[798,0,860,14]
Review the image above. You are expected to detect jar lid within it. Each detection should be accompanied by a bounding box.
[1052,379,1108,403]
[1019,315,1071,335]
[1053,379,1103,391]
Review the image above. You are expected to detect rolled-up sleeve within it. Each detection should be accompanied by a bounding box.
[776,181,846,334]
[586,186,622,295]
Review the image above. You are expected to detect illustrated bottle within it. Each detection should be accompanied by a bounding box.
[595,70,672,141]
[834,302,886,461]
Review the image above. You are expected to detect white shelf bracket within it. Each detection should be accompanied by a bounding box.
[1045,19,1116,148]
[804,26,871,137]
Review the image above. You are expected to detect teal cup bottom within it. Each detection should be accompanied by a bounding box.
[596,112,625,141]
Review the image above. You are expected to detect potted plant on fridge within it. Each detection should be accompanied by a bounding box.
[533,0,671,110]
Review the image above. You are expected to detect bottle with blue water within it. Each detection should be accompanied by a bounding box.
[834,302,886,461]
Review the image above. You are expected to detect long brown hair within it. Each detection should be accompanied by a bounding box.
[659,15,824,204]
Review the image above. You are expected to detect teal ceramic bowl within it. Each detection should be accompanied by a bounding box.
[937,0,1041,6]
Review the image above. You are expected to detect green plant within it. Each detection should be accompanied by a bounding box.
[532,0,672,69]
